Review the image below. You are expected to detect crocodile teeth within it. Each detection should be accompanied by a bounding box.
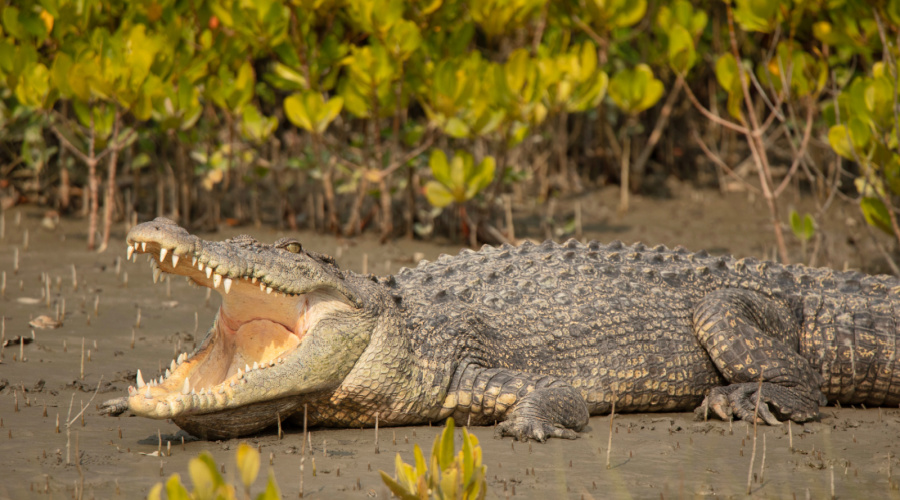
[136,369,145,389]
[198,262,204,271]
[200,388,206,395]
[245,364,251,373]
[171,254,179,268]
[206,267,213,279]
[158,377,163,385]
[237,368,243,378]
[160,248,168,263]
[253,361,259,370]
[181,378,190,395]
[165,369,170,379]
[152,266,162,284]
[260,283,265,292]
[191,257,197,267]
[145,386,152,398]
[266,287,273,294]
[223,278,233,294]
[126,244,135,260]
[213,274,222,288]
[170,360,176,372]
[141,242,146,252]
[177,353,185,364]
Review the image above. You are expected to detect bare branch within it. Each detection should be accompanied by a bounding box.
[690,128,760,195]
[632,77,685,178]
[773,101,816,197]
[679,75,751,135]
[49,122,94,168]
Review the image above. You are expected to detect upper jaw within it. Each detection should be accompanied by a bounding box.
[126,230,293,298]
[125,217,363,305]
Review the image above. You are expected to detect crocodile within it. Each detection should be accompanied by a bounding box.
[100,217,900,441]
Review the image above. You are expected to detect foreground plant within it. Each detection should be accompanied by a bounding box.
[148,443,279,500]
[380,418,487,500]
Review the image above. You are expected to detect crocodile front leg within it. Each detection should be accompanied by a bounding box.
[443,364,589,442]
[693,289,826,424]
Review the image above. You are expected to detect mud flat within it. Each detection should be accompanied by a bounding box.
[1,185,899,499]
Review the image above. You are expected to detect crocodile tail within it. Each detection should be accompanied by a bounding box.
[799,273,900,407]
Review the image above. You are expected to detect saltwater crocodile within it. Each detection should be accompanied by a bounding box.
[100,217,900,441]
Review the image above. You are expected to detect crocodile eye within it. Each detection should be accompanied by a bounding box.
[285,242,301,253]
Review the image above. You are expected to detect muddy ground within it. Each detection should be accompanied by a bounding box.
[2,182,900,499]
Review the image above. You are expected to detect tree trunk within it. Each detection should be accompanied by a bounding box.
[98,109,122,252]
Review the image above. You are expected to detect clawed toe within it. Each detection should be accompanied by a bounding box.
[99,397,129,416]
[696,383,821,425]
[495,418,578,442]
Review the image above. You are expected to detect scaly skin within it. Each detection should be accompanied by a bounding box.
[100,218,900,441]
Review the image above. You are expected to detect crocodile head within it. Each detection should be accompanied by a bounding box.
[102,217,380,439]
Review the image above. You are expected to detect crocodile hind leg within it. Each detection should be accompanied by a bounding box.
[693,289,826,424]
[444,364,589,442]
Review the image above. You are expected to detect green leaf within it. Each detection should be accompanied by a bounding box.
[429,149,452,187]
[439,468,460,500]
[188,452,224,499]
[889,0,900,26]
[378,471,419,500]
[284,93,314,132]
[715,53,740,93]
[15,62,50,108]
[505,49,530,94]
[164,474,190,500]
[255,471,281,500]
[315,96,343,134]
[610,0,647,28]
[425,181,455,208]
[827,125,853,159]
[443,117,470,138]
[465,156,495,200]
[734,0,779,33]
[413,444,427,477]
[828,122,870,160]
[789,210,815,242]
[860,197,894,235]
[667,25,696,75]
[271,62,307,90]
[51,53,73,98]
[236,443,261,489]
[608,64,663,115]
[147,483,163,500]
[439,417,456,470]
[2,7,23,40]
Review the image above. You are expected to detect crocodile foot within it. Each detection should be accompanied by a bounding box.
[99,397,129,416]
[495,417,578,442]
[694,382,823,425]
[492,385,588,442]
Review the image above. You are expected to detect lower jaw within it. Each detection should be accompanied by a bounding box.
[128,324,300,419]
[172,395,309,439]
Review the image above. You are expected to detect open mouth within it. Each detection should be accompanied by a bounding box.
[122,237,333,418]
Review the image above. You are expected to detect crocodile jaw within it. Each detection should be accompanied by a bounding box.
[123,233,352,419]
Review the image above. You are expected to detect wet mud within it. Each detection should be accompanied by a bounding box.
[2,184,900,499]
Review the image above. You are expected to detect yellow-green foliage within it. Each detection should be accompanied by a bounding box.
[148,443,280,500]
[4,0,900,240]
[380,418,487,500]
